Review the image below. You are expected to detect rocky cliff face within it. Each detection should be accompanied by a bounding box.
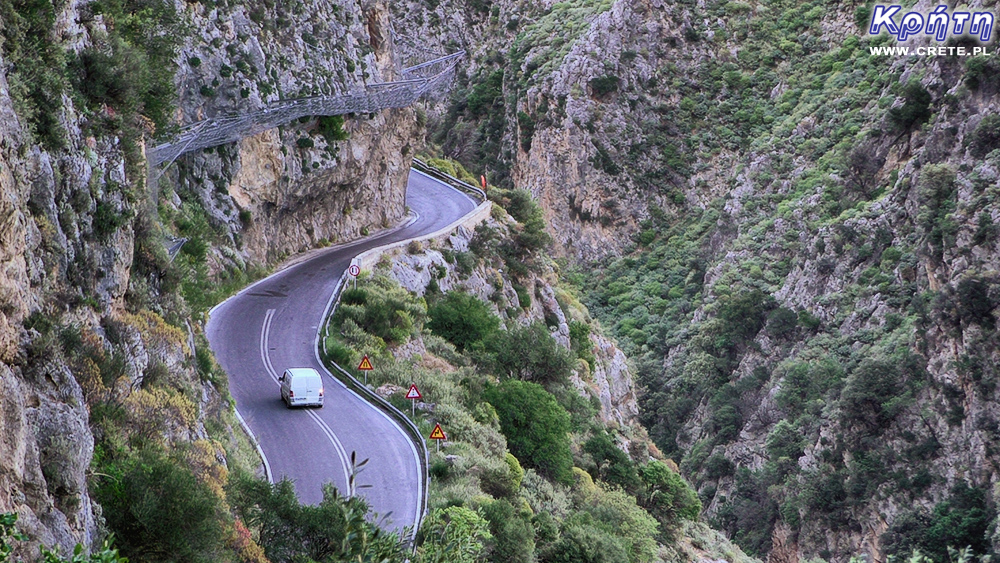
[164,0,416,264]
[0,0,419,557]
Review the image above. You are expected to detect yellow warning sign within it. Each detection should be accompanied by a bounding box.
[429,423,446,440]
[358,355,374,371]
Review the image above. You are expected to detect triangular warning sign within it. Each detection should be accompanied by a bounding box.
[429,423,446,440]
[406,384,422,400]
[358,355,374,371]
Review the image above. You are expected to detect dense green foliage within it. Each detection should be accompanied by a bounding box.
[883,482,995,563]
[427,291,500,351]
[323,258,706,562]
[0,0,181,149]
[228,473,407,563]
[480,322,575,386]
[485,380,575,484]
[336,274,427,346]
[418,506,493,563]
[93,448,227,562]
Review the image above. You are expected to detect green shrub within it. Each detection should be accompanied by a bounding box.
[485,380,574,484]
[765,419,803,460]
[969,114,1000,157]
[888,80,932,131]
[583,430,640,491]
[93,447,227,562]
[334,275,426,345]
[568,320,596,371]
[703,453,735,480]
[839,354,921,432]
[517,110,535,151]
[882,481,995,563]
[418,506,493,563]
[467,69,504,117]
[427,291,500,351]
[589,75,620,98]
[512,284,531,308]
[775,359,843,419]
[228,472,406,563]
[964,55,1000,90]
[482,499,535,563]
[540,522,629,563]
[638,461,702,525]
[765,307,797,338]
[93,201,129,241]
[296,137,314,148]
[316,115,349,143]
[956,277,996,330]
[481,322,575,386]
[917,164,957,253]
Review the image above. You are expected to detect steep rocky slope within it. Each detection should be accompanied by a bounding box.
[0,0,418,558]
[167,0,417,263]
[398,0,1000,561]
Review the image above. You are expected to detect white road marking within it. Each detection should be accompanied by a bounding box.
[315,273,425,534]
[260,308,352,490]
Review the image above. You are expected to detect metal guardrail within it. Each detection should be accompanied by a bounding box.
[315,161,492,547]
[411,158,487,202]
[318,266,429,549]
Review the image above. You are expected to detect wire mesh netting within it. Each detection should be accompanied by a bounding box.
[148,51,464,168]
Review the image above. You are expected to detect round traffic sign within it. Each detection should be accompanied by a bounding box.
[348,264,360,276]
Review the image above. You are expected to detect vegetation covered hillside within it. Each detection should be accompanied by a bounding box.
[397,0,1000,561]
[320,184,754,562]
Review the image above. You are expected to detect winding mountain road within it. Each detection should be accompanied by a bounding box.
[206,170,476,535]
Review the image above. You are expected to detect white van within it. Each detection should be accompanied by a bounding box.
[279,368,324,408]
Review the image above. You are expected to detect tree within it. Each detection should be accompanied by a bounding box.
[540,523,630,563]
[427,291,500,351]
[639,461,702,527]
[583,431,641,492]
[227,472,406,563]
[888,80,932,131]
[481,323,575,386]
[93,448,226,563]
[484,380,574,484]
[481,500,534,563]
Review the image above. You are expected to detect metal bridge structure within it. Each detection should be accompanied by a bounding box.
[148,49,464,169]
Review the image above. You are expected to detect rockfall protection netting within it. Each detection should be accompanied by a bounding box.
[148,50,463,168]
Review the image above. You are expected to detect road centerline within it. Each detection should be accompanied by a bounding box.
[260,308,352,488]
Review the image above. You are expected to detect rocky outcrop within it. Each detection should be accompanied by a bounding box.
[164,0,417,264]
[0,0,421,557]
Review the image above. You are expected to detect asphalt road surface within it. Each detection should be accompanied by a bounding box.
[206,169,477,536]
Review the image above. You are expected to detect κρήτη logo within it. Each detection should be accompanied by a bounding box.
[868,4,994,42]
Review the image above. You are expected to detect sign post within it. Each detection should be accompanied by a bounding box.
[357,354,373,386]
[348,264,360,289]
[405,384,422,418]
[429,423,446,453]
